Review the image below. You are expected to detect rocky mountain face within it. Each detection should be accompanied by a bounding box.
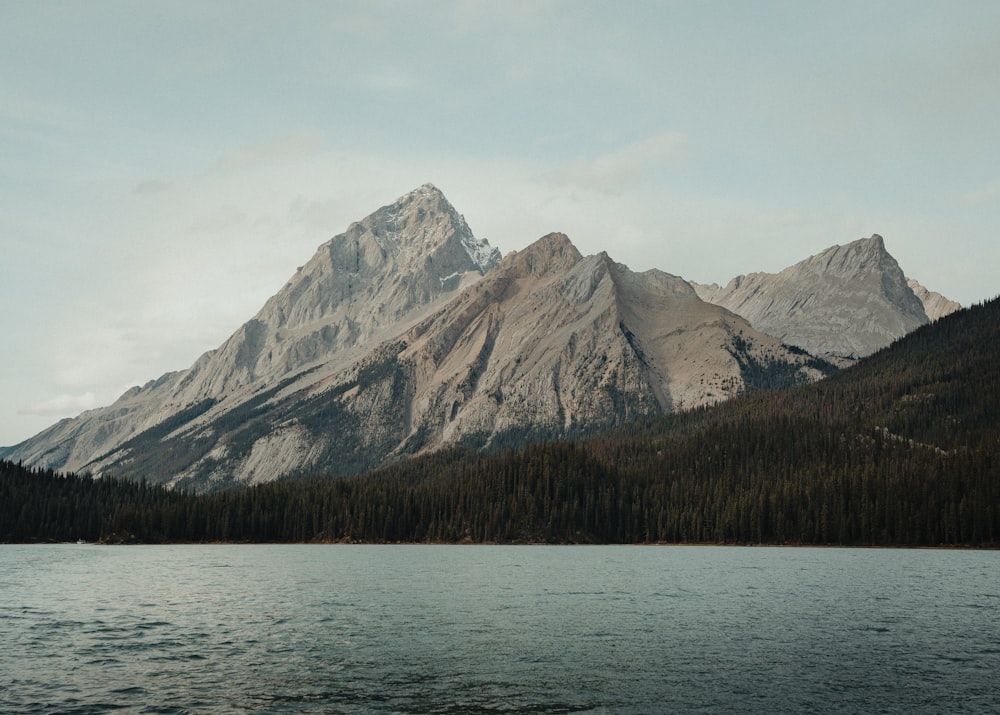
[387,232,826,453]
[906,278,962,322]
[692,235,959,360]
[7,185,498,482]
[4,186,828,491]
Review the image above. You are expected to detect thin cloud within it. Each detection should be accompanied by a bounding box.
[360,66,424,92]
[135,179,170,195]
[328,10,388,41]
[20,392,97,417]
[159,45,232,78]
[963,181,1000,205]
[213,130,325,173]
[548,132,688,194]
[0,87,88,136]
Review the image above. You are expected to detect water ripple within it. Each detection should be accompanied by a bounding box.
[2,544,999,714]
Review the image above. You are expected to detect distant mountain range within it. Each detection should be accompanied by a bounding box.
[2,185,960,491]
[5,294,996,545]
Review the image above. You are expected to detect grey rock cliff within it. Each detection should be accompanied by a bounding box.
[390,232,822,454]
[906,278,962,322]
[692,235,952,360]
[172,183,499,399]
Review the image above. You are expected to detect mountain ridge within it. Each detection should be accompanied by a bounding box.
[906,277,962,321]
[5,295,997,546]
[691,234,958,360]
[4,188,959,491]
[3,185,499,475]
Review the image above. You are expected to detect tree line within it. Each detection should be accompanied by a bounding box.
[2,297,998,546]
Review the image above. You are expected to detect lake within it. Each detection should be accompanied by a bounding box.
[1,545,997,713]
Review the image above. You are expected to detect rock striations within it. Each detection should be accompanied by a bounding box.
[390,232,823,457]
[7,185,500,486]
[5,190,955,492]
[906,278,962,322]
[692,235,958,360]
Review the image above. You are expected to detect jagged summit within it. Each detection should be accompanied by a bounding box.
[365,183,501,274]
[503,232,583,278]
[693,234,933,360]
[907,277,962,321]
[176,184,504,398]
[802,234,899,280]
[6,184,503,476]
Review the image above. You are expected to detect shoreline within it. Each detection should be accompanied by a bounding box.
[6,539,998,550]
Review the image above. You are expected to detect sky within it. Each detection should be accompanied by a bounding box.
[2,0,999,447]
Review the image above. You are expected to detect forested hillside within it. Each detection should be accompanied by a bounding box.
[3,297,998,546]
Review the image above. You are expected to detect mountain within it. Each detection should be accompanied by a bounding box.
[906,277,962,321]
[6,296,997,545]
[692,235,959,360]
[376,231,826,451]
[5,185,499,482]
[4,186,826,491]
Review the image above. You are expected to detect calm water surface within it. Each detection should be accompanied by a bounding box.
[1,545,997,714]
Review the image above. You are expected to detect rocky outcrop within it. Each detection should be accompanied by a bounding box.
[692,235,950,360]
[907,278,962,322]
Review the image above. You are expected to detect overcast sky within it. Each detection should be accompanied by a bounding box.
[3,1,999,447]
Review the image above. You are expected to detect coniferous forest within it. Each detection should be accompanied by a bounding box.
[3,297,998,546]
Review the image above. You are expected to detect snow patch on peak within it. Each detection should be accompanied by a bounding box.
[396,183,441,204]
[388,184,500,274]
[461,233,501,274]
[372,231,391,255]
